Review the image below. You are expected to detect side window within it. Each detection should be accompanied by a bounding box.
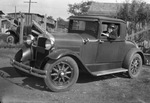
[101,22,120,39]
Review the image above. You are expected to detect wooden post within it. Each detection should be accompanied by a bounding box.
[55,18,58,31]
[0,16,2,33]
[19,13,24,44]
[44,14,47,33]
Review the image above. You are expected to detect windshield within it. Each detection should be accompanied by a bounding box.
[68,20,98,38]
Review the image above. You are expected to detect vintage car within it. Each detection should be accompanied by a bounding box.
[10,15,145,92]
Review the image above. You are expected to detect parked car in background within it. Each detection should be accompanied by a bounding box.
[11,15,146,92]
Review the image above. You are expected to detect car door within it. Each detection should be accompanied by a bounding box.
[96,21,125,70]
[81,34,99,64]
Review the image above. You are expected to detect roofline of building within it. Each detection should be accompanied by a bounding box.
[7,12,44,18]
[69,15,126,23]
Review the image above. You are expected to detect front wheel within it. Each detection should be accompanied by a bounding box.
[44,56,79,92]
[125,53,142,78]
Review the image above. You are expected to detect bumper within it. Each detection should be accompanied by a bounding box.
[10,58,47,78]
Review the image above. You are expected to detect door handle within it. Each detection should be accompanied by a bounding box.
[83,38,89,44]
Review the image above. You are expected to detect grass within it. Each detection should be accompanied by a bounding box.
[0,40,23,49]
[0,48,18,59]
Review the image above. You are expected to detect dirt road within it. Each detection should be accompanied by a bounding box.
[0,48,150,103]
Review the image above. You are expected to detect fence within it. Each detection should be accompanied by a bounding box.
[144,53,150,65]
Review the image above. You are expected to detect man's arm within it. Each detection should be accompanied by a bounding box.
[101,32,109,37]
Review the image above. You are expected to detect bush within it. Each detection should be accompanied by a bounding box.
[0,40,24,48]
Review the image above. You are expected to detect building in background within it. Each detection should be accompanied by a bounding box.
[7,12,56,35]
[0,10,5,33]
[87,2,122,17]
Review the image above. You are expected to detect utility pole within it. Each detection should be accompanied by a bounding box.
[15,6,16,19]
[19,13,25,44]
[24,0,37,13]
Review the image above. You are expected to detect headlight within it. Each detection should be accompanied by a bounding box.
[45,39,54,50]
[26,35,34,45]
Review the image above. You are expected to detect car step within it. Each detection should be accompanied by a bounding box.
[92,68,128,76]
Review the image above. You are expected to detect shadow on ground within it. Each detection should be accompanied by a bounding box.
[0,66,49,91]
[77,72,129,83]
[0,66,129,92]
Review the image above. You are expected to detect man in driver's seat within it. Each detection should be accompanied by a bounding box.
[102,24,117,40]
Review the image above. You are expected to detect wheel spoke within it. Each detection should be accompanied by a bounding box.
[53,67,59,73]
[65,71,72,75]
[64,66,69,72]
[61,63,65,70]
[51,73,58,76]
[61,76,66,83]
[131,67,134,74]
[58,78,62,84]
[134,68,137,73]
[64,75,70,80]
[57,64,61,70]
[53,76,59,81]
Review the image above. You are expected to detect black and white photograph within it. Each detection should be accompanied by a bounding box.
[0,0,150,103]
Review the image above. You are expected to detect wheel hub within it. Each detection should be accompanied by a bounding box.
[50,62,72,86]
[60,71,65,76]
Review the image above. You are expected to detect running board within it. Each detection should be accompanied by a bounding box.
[91,68,128,76]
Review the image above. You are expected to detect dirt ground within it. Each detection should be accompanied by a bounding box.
[0,48,150,103]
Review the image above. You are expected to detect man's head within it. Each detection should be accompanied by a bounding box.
[108,24,115,33]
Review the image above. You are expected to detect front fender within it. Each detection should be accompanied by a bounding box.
[40,49,92,75]
[47,49,79,60]
[15,43,32,62]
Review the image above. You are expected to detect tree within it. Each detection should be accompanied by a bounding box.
[57,17,68,29]
[117,0,150,42]
[47,16,54,21]
[68,1,92,16]
[117,0,130,21]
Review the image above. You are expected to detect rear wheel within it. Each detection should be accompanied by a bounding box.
[124,53,142,78]
[44,56,79,92]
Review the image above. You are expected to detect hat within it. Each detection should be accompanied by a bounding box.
[108,24,115,29]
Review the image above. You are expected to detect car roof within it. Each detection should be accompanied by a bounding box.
[69,15,126,23]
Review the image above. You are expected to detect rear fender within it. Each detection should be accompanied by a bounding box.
[123,48,145,68]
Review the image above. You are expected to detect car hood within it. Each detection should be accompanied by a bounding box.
[51,33,84,51]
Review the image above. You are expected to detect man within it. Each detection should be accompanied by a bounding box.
[101,24,117,40]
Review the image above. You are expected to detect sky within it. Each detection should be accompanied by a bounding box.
[0,0,150,20]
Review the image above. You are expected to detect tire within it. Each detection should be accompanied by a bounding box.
[44,56,79,92]
[124,53,142,78]
[6,35,15,44]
